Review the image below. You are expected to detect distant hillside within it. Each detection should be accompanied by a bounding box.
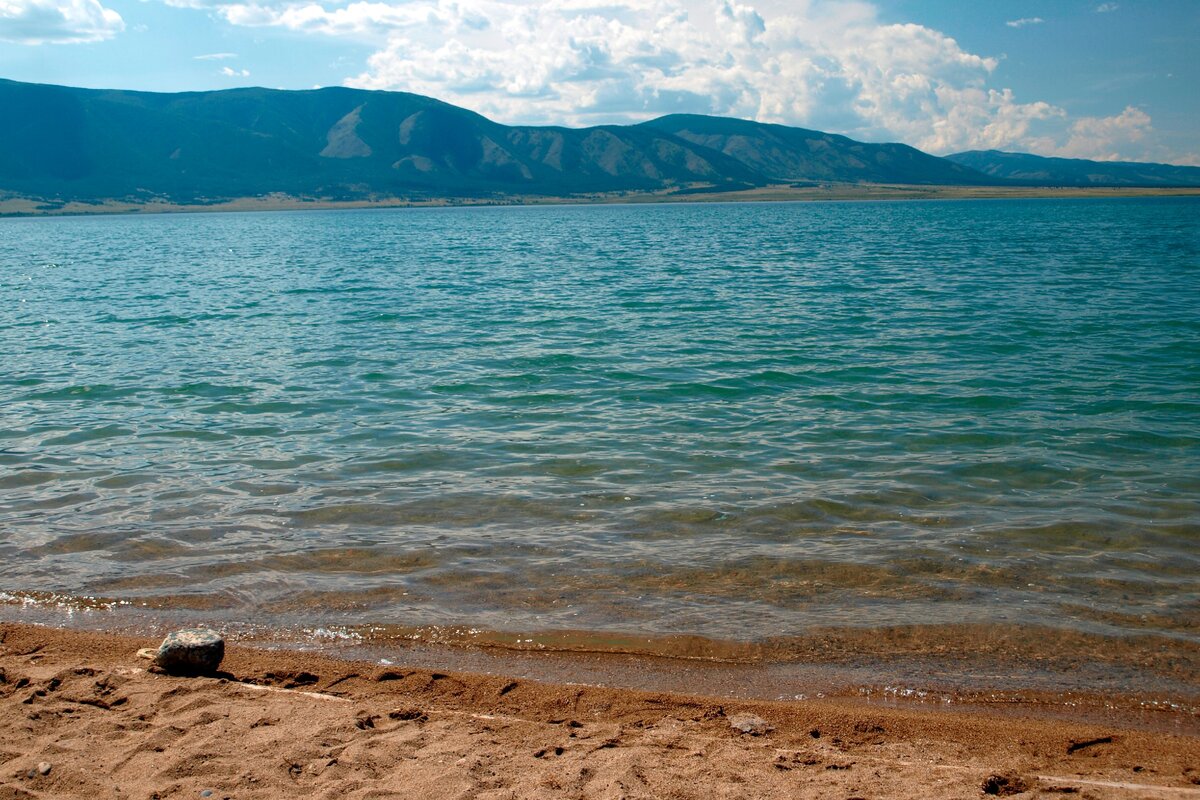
[0,79,767,202]
[13,78,1196,205]
[0,79,1006,204]
[641,114,987,185]
[946,150,1200,187]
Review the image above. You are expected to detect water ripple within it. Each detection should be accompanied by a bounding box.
[0,199,1197,651]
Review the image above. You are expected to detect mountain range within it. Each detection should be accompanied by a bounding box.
[2,78,1198,205]
[944,150,1200,188]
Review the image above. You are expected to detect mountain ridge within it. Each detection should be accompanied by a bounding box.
[0,79,764,201]
[640,114,985,186]
[3,78,1199,204]
[946,149,1200,187]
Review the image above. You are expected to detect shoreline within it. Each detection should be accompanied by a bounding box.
[3,183,1200,218]
[4,595,1198,736]
[3,621,1199,799]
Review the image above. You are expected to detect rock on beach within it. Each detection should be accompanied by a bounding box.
[153,628,225,676]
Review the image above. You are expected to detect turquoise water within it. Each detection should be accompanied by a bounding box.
[1,199,1197,658]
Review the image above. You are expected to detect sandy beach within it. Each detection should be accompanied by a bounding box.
[2,622,1198,799]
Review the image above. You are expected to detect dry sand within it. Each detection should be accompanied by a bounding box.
[2,623,1199,799]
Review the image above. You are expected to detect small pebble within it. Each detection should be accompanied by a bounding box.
[200,790,214,798]
[728,714,773,735]
[37,762,52,776]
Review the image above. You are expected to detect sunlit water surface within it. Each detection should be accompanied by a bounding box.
[1,199,1197,691]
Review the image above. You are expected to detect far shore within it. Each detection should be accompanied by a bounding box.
[3,622,1200,799]
[3,183,1200,219]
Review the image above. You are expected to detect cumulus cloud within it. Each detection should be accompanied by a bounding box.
[324,0,1058,154]
[1005,17,1043,28]
[0,0,124,44]
[219,0,998,148]
[1064,106,1151,160]
[1095,3,1117,12]
[220,65,250,76]
[1025,106,1151,161]
[138,0,1183,161]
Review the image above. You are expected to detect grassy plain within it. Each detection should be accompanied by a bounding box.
[3,183,1199,218]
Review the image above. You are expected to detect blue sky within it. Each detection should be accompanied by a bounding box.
[2,0,1197,163]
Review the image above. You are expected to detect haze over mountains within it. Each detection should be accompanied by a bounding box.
[944,150,1200,188]
[2,78,1198,205]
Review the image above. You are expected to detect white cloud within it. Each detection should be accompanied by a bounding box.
[1065,106,1151,161]
[1026,106,1151,161]
[220,65,251,76]
[157,0,229,7]
[1022,106,1200,165]
[137,0,1185,162]
[194,51,237,59]
[346,0,1048,155]
[0,0,124,44]
[1095,3,1117,12]
[255,0,1035,153]
[1005,17,1043,28]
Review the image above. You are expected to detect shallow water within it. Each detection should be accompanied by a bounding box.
[1,199,1197,684]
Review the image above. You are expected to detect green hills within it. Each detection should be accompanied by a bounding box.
[639,114,983,185]
[1,78,1197,205]
[945,150,1200,187]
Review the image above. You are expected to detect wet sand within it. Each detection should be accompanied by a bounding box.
[7,591,1198,730]
[3,622,1199,799]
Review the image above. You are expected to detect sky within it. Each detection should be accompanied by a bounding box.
[1,0,1197,164]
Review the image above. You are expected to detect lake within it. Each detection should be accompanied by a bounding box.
[1,198,1197,698]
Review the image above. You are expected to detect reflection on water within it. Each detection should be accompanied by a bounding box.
[0,199,1197,695]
